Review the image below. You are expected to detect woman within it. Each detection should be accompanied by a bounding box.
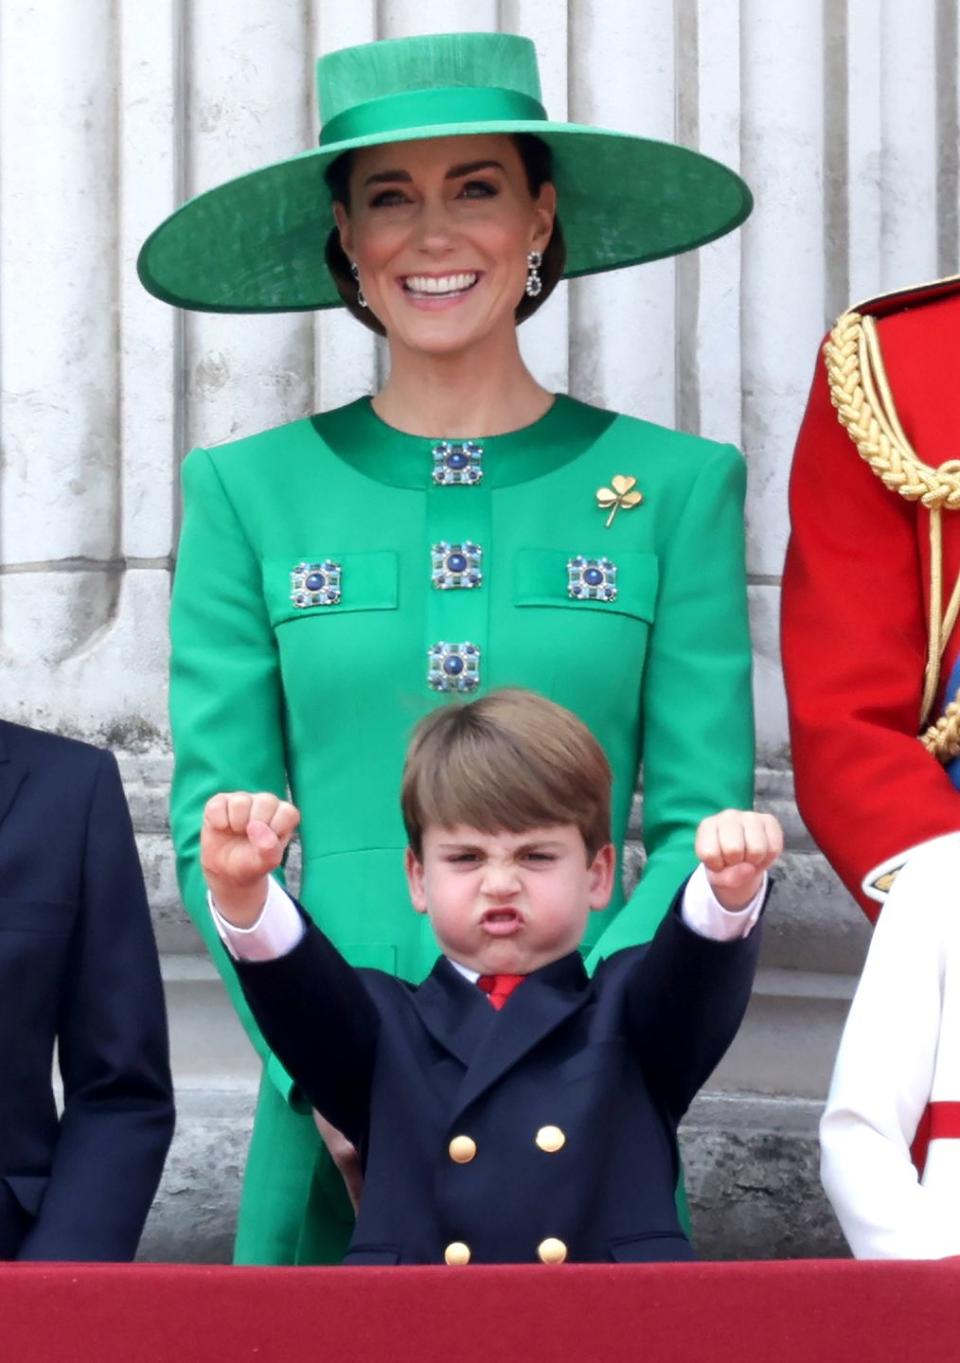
[139,30,756,1266]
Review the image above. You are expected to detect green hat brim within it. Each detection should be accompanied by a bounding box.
[137,120,752,313]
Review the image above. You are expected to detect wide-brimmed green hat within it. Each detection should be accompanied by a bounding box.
[137,31,752,313]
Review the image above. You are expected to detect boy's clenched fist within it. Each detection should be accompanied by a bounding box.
[201,791,301,926]
[695,809,783,911]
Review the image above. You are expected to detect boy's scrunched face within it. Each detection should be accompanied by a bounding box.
[405,823,614,976]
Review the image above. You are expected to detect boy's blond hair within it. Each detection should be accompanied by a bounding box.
[401,689,611,860]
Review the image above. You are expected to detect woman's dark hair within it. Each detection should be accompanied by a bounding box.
[323,133,565,335]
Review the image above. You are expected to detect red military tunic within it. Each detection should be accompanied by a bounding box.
[782,276,960,920]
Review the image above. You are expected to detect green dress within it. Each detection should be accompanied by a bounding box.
[169,393,755,1264]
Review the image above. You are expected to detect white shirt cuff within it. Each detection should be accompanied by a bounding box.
[680,861,765,941]
[209,875,305,962]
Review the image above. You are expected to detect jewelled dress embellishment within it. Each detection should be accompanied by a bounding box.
[567,556,618,602]
[432,542,483,590]
[432,440,483,486]
[428,642,481,693]
[596,474,643,527]
[290,560,342,607]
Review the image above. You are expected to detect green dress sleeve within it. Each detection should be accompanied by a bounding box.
[169,446,299,1105]
[586,443,755,965]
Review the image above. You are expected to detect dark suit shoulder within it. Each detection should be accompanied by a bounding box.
[0,720,114,782]
[355,966,418,993]
[591,943,649,983]
[354,966,424,1014]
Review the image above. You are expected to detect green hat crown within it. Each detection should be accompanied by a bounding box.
[137,30,753,314]
[317,33,546,144]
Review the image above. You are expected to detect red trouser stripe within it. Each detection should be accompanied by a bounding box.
[909,1103,960,1175]
[928,1102,960,1140]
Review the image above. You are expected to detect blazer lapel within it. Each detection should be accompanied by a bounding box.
[413,958,497,1068]
[452,952,591,1119]
[0,725,26,831]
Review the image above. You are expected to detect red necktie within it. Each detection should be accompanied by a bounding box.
[476,974,526,1010]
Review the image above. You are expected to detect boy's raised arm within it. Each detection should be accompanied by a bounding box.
[202,793,379,1146]
[624,811,780,1123]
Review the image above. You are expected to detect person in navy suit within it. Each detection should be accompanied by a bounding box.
[0,721,175,1260]
[202,689,780,1265]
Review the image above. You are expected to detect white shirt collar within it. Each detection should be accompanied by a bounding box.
[447,957,480,984]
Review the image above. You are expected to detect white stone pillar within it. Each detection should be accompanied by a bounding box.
[879,0,939,288]
[0,0,120,667]
[503,0,571,395]
[313,0,379,410]
[740,0,826,581]
[568,0,677,427]
[182,0,315,453]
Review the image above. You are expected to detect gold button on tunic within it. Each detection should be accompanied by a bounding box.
[444,1241,471,1266]
[448,1134,478,1164]
[537,1237,568,1264]
[535,1124,566,1153]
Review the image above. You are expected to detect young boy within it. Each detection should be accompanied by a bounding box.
[203,690,780,1265]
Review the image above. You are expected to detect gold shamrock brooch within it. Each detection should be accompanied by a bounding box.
[597,475,643,528]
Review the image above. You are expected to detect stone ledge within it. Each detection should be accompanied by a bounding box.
[137,1091,251,1265]
[682,1095,846,1260]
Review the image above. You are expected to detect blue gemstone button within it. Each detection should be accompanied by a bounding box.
[291,559,342,607]
[566,555,618,603]
[432,440,484,486]
[428,642,481,692]
[431,541,483,590]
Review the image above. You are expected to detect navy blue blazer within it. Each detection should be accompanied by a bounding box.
[233,890,761,1265]
[0,721,175,1260]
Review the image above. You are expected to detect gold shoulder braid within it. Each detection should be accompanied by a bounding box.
[824,307,960,749]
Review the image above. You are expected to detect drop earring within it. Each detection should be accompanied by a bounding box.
[525,250,543,298]
[350,261,368,309]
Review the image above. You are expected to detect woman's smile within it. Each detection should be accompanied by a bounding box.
[400,271,482,306]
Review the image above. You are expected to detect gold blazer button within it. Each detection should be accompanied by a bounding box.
[444,1241,471,1266]
[537,1237,568,1264]
[448,1134,478,1164]
[535,1125,566,1153]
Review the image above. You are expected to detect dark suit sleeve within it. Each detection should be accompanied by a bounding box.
[231,910,380,1151]
[18,751,175,1262]
[621,880,764,1125]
